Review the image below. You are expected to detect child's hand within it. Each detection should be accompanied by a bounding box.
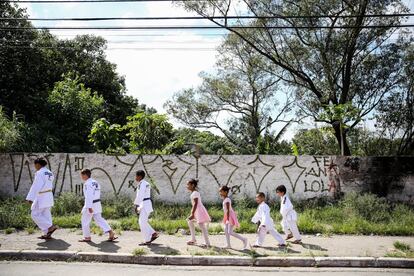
[88,208,93,214]
[26,200,32,205]
[188,215,195,220]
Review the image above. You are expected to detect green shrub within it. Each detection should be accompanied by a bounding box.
[52,193,83,216]
[102,196,134,219]
[53,215,81,228]
[132,248,148,256]
[0,198,33,229]
[394,241,411,251]
[340,192,391,223]
[4,227,15,234]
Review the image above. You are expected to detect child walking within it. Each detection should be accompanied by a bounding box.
[134,170,159,245]
[219,186,248,249]
[251,192,286,247]
[26,158,58,240]
[276,185,301,244]
[79,169,117,242]
[187,179,211,247]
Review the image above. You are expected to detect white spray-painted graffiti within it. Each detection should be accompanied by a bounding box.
[0,153,340,203]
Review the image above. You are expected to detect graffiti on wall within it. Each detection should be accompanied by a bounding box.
[3,153,340,202]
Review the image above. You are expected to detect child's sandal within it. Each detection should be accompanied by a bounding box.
[292,240,302,244]
[79,239,92,242]
[186,240,196,245]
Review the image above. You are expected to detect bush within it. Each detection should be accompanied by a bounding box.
[340,192,391,223]
[52,192,83,216]
[0,198,33,229]
[102,196,134,219]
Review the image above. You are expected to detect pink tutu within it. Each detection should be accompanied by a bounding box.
[195,204,211,224]
[191,191,211,224]
[222,198,240,228]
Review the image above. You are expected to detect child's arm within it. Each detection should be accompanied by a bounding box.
[84,183,94,213]
[225,201,230,222]
[281,196,294,217]
[251,209,260,224]
[260,205,272,227]
[134,181,146,209]
[189,198,198,220]
[26,171,42,203]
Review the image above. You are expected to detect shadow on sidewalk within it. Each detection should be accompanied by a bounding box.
[300,242,328,251]
[260,246,301,254]
[83,240,121,253]
[145,243,181,255]
[37,239,70,251]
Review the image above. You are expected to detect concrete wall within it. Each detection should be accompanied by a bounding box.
[0,153,413,204]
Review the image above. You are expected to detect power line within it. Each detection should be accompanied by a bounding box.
[2,24,414,30]
[2,14,414,21]
[2,0,196,2]
[0,45,218,51]
[52,33,226,36]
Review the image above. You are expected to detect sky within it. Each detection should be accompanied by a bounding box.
[16,0,414,140]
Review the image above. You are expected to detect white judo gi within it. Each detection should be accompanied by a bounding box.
[251,202,285,246]
[280,194,301,241]
[81,178,111,237]
[134,179,155,242]
[26,167,55,235]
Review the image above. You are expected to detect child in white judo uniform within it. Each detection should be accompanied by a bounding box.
[26,158,58,240]
[134,170,159,245]
[251,192,286,247]
[79,169,117,242]
[276,185,302,244]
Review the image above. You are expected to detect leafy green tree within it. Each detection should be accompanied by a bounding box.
[125,112,174,154]
[47,74,104,152]
[0,3,51,123]
[164,128,239,155]
[179,0,412,155]
[165,33,296,154]
[375,43,414,155]
[292,128,339,155]
[89,118,126,154]
[1,3,145,152]
[0,106,22,152]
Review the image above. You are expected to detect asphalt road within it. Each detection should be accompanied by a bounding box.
[0,261,413,276]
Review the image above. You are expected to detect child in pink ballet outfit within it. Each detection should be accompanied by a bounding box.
[220,186,248,249]
[186,178,211,247]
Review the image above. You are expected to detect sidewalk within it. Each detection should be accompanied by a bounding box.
[0,230,413,267]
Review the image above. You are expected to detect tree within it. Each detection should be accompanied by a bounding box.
[375,43,414,155]
[164,128,239,155]
[89,118,126,154]
[47,74,105,152]
[165,33,296,153]
[0,3,51,124]
[178,0,412,155]
[124,112,174,154]
[0,106,22,152]
[1,3,146,152]
[292,128,339,155]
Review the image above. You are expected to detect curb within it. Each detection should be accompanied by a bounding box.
[0,250,413,268]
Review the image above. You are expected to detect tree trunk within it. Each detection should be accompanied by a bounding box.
[332,121,351,156]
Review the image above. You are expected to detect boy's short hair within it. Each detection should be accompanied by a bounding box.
[256,192,266,199]
[136,170,145,179]
[34,158,47,167]
[276,185,287,194]
[80,169,92,178]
